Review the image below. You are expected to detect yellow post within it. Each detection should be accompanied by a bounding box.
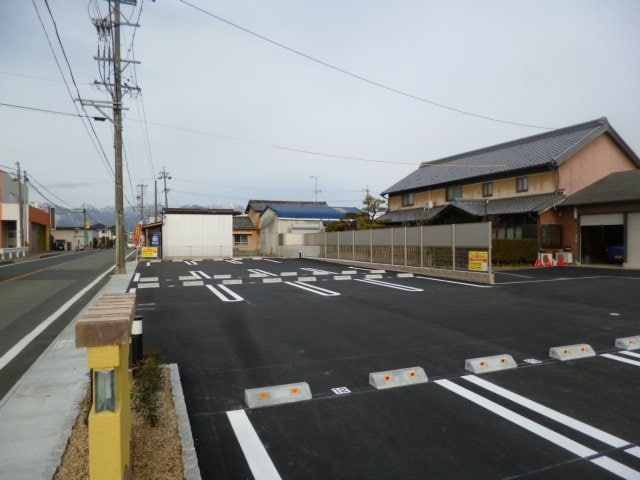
[76,293,136,480]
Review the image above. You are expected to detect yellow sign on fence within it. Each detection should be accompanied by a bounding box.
[141,246,158,258]
[468,251,489,271]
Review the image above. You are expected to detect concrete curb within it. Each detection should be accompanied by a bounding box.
[168,364,202,480]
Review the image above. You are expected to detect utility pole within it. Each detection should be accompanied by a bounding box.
[15,162,24,248]
[83,205,87,249]
[154,179,158,222]
[83,0,141,274]
[136,183,147,223]
[158,167,171,211]
[310,175,321,204]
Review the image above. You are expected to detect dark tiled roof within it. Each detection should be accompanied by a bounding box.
[264,204,360,220]
[233,215,256,229]
[245,200,327,214]
[378,193,564,224]
[382,117,640,195]
[378,205,447,223]
[562,170,640,206]
[452,192,565,216]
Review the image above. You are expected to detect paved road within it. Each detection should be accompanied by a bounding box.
[0,250,118,400]
[133,259,640,479]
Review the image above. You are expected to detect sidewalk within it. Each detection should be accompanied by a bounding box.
[0,260,199,479]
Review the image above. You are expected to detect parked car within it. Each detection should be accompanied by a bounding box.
[605,243,624,263]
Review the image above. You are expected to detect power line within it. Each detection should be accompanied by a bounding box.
[31,0,114,179]
[178,0,555,131]
[1,100,417,166]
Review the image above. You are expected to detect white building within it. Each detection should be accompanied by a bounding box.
[162,208,234,259]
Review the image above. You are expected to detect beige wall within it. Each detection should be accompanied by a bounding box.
[388,171,557,210]
[559,134,636,196]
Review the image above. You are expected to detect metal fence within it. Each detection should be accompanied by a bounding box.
[304,222,492,272]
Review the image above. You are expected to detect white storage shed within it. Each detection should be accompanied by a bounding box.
[162,208,234,259]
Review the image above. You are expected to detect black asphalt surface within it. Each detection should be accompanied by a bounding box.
[133,259,640,479]
[0,250,118,399]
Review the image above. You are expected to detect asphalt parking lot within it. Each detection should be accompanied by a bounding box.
[132,258,640,479]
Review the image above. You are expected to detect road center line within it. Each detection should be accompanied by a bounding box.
[435,379,640,479]
[0,265,114,371]
[226,409,282,480]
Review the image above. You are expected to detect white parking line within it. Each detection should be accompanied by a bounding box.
[300,267,341,275]
[284,281,340,297]
[262,258,282,264]
[494,271,534,278]
[248,269,278,277]
[435,379,640,479]
[416,276,491,288]
[462,375,635,450]
[206,284,244,302]
[619,350,640,359]
[497,275,609,285]
[227,410,282,480]
[190,270,211,280]
[355,278,423,292]
[184,260,198,266]
[226,259,243,265]
[601,353,640,368]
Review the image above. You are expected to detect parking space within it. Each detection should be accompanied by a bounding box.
[133,259,640,479]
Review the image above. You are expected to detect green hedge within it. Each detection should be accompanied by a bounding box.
[492,239,539,265]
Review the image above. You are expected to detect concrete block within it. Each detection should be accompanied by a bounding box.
[365,274,383,279]
[397,273,414,278]
[223,279,242,285]
[369,367,428,390]
[334,275,352,280]
[341,270,357,275]
[262,278,282,284]
[464,354,517,374]
[370,269,386,274]
[615,335,640,350]
[245,382,311,408]
[297,276,316,282]
[281,272,297,277]
[183,281,204,287]
[213,274,231,279]
[549,343,595,361]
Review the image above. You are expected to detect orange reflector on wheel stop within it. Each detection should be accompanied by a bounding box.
[369,367,428,390]
[549,343,595,361]
[465,354,517,374]
[245,382,312,408]
[615,335,640,351]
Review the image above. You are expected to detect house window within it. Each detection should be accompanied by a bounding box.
[446,184,462,201]
[401,192,415,206]
[234,234,249,246]
[516,176,528,192]
[482,182,493,197]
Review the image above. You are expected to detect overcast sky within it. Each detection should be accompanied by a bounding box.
[1,0,639,213]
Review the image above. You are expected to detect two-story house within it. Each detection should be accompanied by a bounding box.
[380,117,639,262]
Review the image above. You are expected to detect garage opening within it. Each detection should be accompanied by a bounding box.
[580,213,624,264]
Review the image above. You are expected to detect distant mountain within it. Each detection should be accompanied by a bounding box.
[54,203,244,231]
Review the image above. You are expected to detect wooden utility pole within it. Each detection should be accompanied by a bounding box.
[113,0,126,273]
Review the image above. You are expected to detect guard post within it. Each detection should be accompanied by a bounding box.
[76,293,136,480]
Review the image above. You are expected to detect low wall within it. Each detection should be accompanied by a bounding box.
[308,257,495,285]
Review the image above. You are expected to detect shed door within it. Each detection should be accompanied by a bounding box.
[627,213,640,267]
[579,213,624,226]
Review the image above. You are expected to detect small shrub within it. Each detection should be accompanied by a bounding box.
[131,351,164,427]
